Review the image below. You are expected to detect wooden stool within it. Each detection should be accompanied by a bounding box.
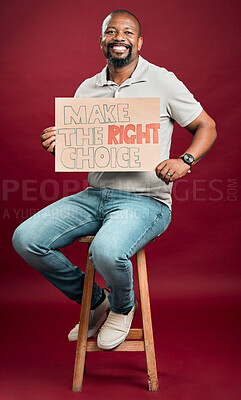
[72,236,159,392]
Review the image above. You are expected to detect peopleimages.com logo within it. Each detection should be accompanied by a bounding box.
[172,178,238,202]
[1,178,238,219]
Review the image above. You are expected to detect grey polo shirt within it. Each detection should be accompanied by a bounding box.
[74,56,202,209]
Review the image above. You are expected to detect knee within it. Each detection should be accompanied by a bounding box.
[91,243,119,266]
[12,224,27,255]
[89,240,129,276]
[12,222,36,257]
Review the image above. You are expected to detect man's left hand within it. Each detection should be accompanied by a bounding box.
[155,158,191,185]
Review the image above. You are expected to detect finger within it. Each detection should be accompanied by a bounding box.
[165,171,174,184]
[41,127,56,139]
[42,135,56,149]
[41,129,56,143]
[163,168,178,184]
[42,126,56,134]
[169,171,178,182]
[46,141,55,153]
[164,172,172,185]
[156,166,170,180]
[155,161,168,176]
[41,133,55,143]
[41,131,56,143]
[166,171,174,178]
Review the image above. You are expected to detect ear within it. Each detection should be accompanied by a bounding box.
[99,36,103,48]
[138,37,143,52]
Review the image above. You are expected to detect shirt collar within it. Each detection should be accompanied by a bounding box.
[96,56,149,87]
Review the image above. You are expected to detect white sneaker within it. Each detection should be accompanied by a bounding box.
[97,301,138,350]
[68,289,109,341]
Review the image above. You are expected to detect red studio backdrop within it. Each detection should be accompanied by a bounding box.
[0,1,240,400]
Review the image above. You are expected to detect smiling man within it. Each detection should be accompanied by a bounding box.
[13,10,217,351]
[101,10,143,73]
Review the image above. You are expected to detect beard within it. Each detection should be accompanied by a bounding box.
[106,44,133,67]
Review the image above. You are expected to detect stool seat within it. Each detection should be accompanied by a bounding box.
[72,235,159,391]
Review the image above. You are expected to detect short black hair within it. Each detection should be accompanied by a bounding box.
[102,9,141,37]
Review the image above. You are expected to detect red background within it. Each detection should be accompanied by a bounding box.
[1,0,240,399]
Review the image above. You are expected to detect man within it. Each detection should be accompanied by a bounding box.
[13,10,217,350]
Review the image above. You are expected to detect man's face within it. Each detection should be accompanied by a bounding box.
[100,13,143,67]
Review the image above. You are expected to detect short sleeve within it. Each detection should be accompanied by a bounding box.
[166,73,203,127]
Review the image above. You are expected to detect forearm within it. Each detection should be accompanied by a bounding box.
[155,110,217,183]
[182,111,217,166]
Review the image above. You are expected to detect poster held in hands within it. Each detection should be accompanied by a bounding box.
[55,97,161,172]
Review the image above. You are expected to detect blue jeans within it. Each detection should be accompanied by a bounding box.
[12,188,171,314]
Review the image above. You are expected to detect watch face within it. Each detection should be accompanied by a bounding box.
[184,154,194,164]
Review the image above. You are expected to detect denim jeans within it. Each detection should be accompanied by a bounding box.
[12,188,171,314]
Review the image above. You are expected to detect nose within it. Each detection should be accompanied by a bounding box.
[114,30,125,41]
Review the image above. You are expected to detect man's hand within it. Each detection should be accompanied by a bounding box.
[155,158,191,185]
[156,110,217,185]
[40,126,56,154]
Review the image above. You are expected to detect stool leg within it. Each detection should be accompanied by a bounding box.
[72,247,95,392]
[136,248,159,392]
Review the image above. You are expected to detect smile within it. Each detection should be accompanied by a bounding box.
[111,46,128,52]
[108,43,130,53]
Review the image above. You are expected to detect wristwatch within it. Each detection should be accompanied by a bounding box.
[179,153,195,167]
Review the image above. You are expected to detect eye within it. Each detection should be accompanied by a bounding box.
[125,31,134,35]
[106,29,116,34]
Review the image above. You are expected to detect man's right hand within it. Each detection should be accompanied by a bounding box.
[40,126,56,154]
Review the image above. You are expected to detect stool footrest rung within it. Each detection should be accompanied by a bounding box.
[126,328,144,339]
[87,341,145,352]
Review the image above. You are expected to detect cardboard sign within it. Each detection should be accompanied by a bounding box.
[55,97,161,172]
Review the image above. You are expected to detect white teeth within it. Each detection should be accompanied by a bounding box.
[112,46,127,51]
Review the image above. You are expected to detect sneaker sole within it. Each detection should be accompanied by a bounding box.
[68,312,108,341]
[97,333,127,350]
